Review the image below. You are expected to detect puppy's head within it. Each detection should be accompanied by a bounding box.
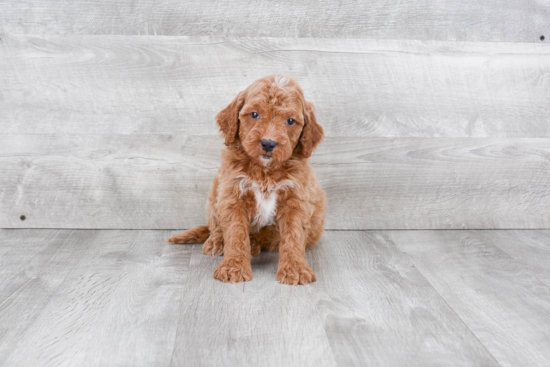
[216,75,323,166]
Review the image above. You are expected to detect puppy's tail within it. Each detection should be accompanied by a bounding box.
[166,225,210,244]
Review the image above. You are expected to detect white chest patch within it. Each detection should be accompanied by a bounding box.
[238,177,295,231]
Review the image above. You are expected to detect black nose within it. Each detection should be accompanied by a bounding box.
[260,139,278,152]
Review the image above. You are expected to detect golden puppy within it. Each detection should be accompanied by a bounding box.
[167,75,326,285]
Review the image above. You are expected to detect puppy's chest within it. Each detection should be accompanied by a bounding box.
[238,177,295,231]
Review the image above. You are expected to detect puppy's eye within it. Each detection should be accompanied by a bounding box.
[286,118,295,126]
[251,112,259,119]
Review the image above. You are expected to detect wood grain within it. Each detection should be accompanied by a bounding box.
[4,229,550,366]
[0,0,548,42]
[170,246,337,367]
[2,35,550,137]
[0,134,219,229]
[317,137,550,230]
[0,230,89,365]
[2,134,549,229]
[170,231,497,367]
[1,229,192,367]
[390,230,550,367]
[479,230,550,287]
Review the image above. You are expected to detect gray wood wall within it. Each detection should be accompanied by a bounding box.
[1,1,549,229]
[1,1,549,42]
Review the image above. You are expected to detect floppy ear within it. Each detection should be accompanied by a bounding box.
[297,101,324,158]
[216,91,246,146]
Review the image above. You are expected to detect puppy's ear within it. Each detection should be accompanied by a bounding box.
[297,101,324,158]
[216,90,246,146]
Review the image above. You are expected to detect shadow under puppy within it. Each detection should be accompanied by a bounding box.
[167,75,326,285]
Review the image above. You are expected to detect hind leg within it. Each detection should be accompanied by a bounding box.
[306,190,326,249]
[202,176,225,256]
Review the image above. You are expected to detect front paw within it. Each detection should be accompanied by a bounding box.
[277,260,316,285]
[202,236,224,256]
[214,258,252,283]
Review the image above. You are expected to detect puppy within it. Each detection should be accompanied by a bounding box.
[167,75,326,285]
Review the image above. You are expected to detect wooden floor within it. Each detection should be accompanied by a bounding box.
[1,229,549,367]
[3,1,549,366]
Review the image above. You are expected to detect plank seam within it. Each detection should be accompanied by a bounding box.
[394,241,505,367]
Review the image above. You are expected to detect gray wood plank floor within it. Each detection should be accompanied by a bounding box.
[0,0,547,42]
[389,230,550,367]
[1,229,549,366]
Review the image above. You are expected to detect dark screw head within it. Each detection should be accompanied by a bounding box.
[20,215,26,221]
[541,35,545,41]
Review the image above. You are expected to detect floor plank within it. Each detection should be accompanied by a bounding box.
[170,231,497,367]
[2,35,549,138]
[0,0,548,42]
[390,230,550,367]
[486,230,550,287]
[315,231,500,367]
[170,245,338,367]
[1,230,192,367]
[0,229,511,366]
[0,230,90,365]
[2,134,549,229]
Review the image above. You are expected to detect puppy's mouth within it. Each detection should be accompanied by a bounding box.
[260,155,272,160]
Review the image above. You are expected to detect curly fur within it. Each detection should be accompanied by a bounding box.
[167,75,326,285]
